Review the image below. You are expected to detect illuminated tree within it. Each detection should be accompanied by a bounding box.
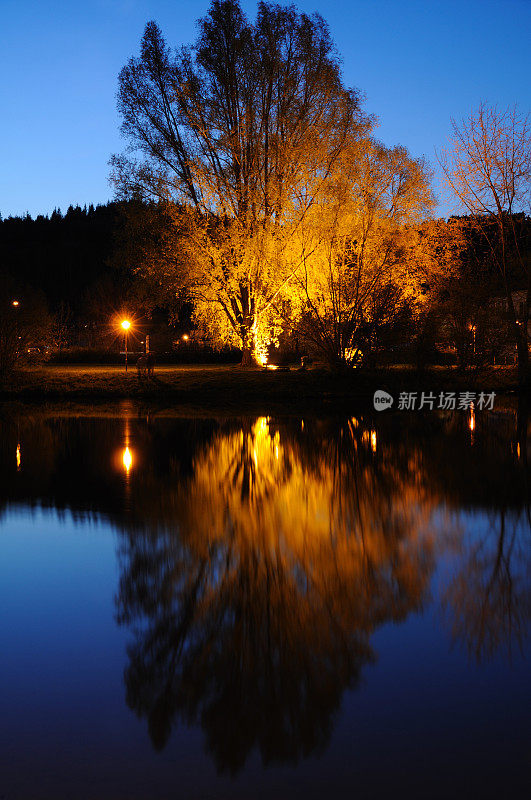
[277,139,434,365]
[439,104,531,385]
[113,0,368,363]
[112,1,369,364]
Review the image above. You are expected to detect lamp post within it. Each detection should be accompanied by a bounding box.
[11,300,20,356]
[121,319,131,372]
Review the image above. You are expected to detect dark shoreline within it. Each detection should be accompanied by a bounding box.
[0,364,526,417]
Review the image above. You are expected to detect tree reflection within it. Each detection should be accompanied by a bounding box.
[1,403,529,769]
[117,416,436,772]
[443,510,531,663]
[437,399,531,663]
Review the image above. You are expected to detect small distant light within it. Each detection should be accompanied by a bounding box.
[121,320,131,331]
[12,300,19,306]
[182,334,189,341]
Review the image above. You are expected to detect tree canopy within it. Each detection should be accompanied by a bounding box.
[112,0,435,364]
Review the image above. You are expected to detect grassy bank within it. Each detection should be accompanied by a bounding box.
[0,363,523,413]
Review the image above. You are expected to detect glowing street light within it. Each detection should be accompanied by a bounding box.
[121,319,131,372]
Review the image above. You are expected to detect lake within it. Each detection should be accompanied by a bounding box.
[0,401,529,799]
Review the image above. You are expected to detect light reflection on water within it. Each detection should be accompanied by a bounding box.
[0,402,529,799]
[122,445,132,473]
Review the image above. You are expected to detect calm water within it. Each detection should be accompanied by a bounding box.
[0,402,529,799]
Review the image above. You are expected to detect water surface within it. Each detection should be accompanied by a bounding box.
[0,403,529,799]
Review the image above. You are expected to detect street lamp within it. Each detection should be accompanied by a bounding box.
[121,319,131,372]
[11,300,21,356]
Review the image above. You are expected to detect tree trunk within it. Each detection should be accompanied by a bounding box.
[240,327,259,367]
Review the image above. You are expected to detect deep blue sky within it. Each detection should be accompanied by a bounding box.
[1,0,529,220]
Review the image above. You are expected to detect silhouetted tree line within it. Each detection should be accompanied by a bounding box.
[0,202,132,317]
[0,202,198,371]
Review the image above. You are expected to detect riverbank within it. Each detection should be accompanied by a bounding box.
[0,363,524,412]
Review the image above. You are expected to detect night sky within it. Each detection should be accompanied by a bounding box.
[1,0,530,219]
